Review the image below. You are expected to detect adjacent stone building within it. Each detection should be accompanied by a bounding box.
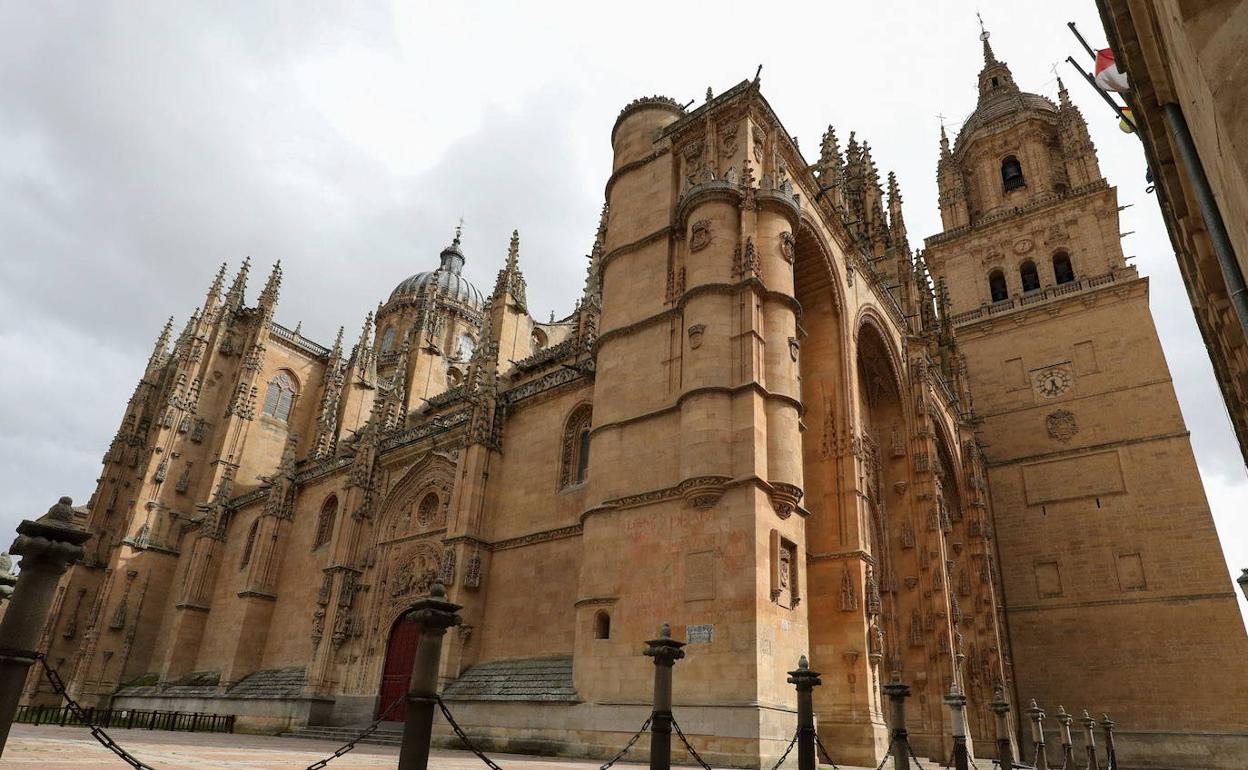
[27,36,1248,769]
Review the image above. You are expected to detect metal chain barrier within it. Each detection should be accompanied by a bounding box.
[873,742,894,770]
[905,736,931,770]
[813,731,843,770]
[303,695,405,770]
[670,715,714,770]
[597,713,653,770]
[436,696,505,770]
[766,729,799,770]
[34,653,159,770]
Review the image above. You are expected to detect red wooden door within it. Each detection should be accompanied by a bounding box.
[378,615,422,721]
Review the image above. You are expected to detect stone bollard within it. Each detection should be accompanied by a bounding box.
[943,682,970,770]
[1100,714,1117,770]
[397,580,462,770]
[1056,705,1076,769]
[787,656,821,770]
[882,672,912,770]
[989,688,1015,770]
[644,623,686,770]
[1027,699,1049,770]
[1080,710,1099,770]
[0,497,91,757]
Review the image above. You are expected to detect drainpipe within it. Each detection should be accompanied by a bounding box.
[1162,102,1248,339]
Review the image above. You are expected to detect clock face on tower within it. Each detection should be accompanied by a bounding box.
[1033,367,1073,398]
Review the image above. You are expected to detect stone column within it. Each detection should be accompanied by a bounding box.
[989,689,1015,770]
[882,673,912,770]
[397,581,462,770]
[943,682,970,770]
[645,623,686,770]
[0,497,90,757]
[787,656,821,770]
[1027,699,1048,770]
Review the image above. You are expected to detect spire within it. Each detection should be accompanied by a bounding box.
[353,311,374,359]
[147,316,174,371]
[490,229,528,311]
[259,260,282,308]
[582,203,608,308]
[328,326,345,364]
[939,123,951,156]
[224,257,250,310]
[205,262,228,309]
[1057,76,1072,108]
[172,308,200,359]
[977,12,996,64]
[887,171,907,246]
[817,125,844,183]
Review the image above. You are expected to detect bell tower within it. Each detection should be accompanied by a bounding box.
[923,31,1248,769]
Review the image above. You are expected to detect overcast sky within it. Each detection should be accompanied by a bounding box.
[1,1,1243,622]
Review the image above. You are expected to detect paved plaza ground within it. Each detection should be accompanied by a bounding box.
[0,724,639,769]
[0,725,882,769]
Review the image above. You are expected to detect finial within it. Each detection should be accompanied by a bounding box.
[798,655,809,670]
[507,229,520,268]
[1031,698,1038,708]
[549,310,555,323]
[38,496,78,526]
[207,262,228,299]
[454,217,464,247]
[660,622,671,639]
[977,12,996,63]
[706,86,713,101]
[431,580,447,598]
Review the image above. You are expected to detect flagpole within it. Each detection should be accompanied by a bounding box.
[1064,57,1136,132]
[1066,22,1098,60]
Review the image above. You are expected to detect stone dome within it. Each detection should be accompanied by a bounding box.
[389,231,484,309]
[958,92,1057,143]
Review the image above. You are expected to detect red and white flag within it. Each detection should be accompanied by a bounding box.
[1095,49,1130,92]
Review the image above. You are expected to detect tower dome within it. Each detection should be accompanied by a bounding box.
[389,227,485,309]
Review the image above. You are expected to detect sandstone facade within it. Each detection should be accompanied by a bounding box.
[27,39,1247,770]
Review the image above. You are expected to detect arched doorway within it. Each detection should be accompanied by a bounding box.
[377,613,422,721]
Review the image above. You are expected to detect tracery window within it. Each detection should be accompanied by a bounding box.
[1001,156,1025,192]
[988,270,1008,303]
[240,519,259,570]
[1052,251,1075,284]
[262,371,298,422]
[314,495,337,550]
[1020,260,1041,293]
[559,404,593,489]
[380,326,397,354]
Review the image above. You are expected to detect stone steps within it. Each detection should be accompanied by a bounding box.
[282,724,404,747]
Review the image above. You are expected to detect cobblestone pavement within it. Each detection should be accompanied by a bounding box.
[0,724,643,769]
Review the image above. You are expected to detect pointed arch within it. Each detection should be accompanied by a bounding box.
[376,452,457,543]
[314,495,337,550]
[559,403,593,489]
[263,370,299,422]
[239,518,259,570]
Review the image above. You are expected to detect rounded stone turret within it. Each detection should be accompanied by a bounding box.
[610,96,685,172]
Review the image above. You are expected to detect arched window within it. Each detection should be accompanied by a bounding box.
[1001,156,1025,192]
[559,404,593,489]
[988,270,1009,303]
[1052,251,1075,284]
[240,519,259,570]
[1020,261,1041,292]
[380,327,396,354]
[314,495,337,550]
[531,328,547,351]
[457,333,475,360]
[262,371,298,422]
[594,611,611,640]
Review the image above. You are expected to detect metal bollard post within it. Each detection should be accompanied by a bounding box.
[1099,714,1117,770]
[882,672,912,770]
[943,682,970,770]
[1080,710,1099,770]
[397,581,462,770]
[787,656,821,770]
[1027,699,1049,770]
[644,623,686,770]
[989,688,1014,770]
[1056,706,1075,769]
[0,497,91,757]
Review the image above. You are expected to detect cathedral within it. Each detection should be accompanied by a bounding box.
[27,35,1248,770]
